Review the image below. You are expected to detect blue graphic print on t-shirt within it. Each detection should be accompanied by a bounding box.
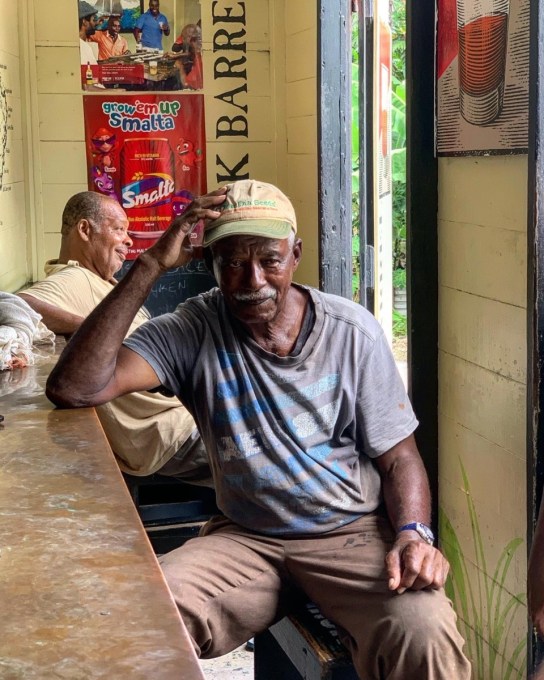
[211,349,349,531]
[123,286,418,534]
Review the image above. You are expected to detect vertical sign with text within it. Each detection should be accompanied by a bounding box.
[373,0,393,342]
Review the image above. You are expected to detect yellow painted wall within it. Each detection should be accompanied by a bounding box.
[283,0,318,286]
[3,0,318,291]
[438,155,528,679]
[0,0,30,291]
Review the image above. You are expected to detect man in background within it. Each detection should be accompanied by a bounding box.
[170,23,203,90]
[134,0,170,50]
[20,191,210,484]
[89,16,130,61]
[78,1,99,65]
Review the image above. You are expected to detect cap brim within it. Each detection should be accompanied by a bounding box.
[203,219,294,247]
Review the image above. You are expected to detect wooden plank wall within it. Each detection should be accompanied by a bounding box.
[438,154,528,679]
[0,0,29,291]
[284,0,318,287]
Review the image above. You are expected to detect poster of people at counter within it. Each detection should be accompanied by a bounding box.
[77,0,203,91]
[83,93,206,259]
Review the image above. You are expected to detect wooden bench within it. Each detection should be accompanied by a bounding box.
[254,598,358,680]
[0,341,204,679]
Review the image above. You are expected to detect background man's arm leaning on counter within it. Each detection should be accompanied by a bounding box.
[18,295,84,336]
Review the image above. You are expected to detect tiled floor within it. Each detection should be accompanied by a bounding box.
[199,644,254,679]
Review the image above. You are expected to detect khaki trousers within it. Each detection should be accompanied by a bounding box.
[159,512,471,680]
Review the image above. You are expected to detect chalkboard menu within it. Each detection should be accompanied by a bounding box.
[116,259,217,317]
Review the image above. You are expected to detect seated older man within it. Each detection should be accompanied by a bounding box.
[47,180,470,678]
[20,191,210,484]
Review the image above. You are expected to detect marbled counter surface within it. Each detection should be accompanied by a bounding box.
[0,343,203,679]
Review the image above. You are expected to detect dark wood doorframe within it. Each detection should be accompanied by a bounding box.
[317,0,374,306]
[317,0,354,297]
[406,0,439,527]
[317,0,440,523]
[358,0,375,312]
[527,0,544,672]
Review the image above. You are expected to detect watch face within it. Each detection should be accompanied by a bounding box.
[417,523,434,544]
[398,522,435,544]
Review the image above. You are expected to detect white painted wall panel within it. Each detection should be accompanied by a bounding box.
[439,351,525,457]
[36,47,81,94]
[438,155,528,232]
[0,0,28,291]
[40,141,87,185]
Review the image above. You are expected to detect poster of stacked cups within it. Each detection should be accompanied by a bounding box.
[436,0,529,155]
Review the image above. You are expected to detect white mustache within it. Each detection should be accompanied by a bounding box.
[232,288,277,303]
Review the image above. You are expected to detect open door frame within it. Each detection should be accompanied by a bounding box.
[406,0,439,527]
[317,0,440,524]
[317,0,354,297]
[317,0,374,307]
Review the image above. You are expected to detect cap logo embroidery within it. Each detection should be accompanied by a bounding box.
[202,179,296,246]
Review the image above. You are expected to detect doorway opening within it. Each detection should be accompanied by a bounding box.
[351,0,407,385]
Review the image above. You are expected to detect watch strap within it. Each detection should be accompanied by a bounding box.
[397,522,435,545]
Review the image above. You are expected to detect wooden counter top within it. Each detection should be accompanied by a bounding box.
[0,342,204,679]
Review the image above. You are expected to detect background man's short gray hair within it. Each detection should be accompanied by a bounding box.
[61,191,113,236]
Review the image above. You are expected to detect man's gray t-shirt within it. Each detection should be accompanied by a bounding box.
[124,286,418,535]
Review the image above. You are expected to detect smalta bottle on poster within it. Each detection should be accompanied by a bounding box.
[85,62,93,86]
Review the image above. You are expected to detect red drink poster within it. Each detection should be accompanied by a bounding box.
[436,0,529,155]
[372,0,393,341]
[83,94,206,259]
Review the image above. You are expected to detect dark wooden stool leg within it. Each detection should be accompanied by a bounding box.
[254,629,301,680]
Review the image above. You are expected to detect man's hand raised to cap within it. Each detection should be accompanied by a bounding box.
[141,188,227,273]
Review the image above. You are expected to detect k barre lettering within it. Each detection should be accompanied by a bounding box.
[212,1,249,182]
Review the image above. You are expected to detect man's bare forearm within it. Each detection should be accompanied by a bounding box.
[376,435,432,531]
[46,255,161,407]
[18,293,84,336]
[377,435,448,593]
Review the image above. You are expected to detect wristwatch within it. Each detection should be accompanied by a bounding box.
[398,522,435,545]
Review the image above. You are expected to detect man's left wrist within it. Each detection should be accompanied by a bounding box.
[397,521,435,545]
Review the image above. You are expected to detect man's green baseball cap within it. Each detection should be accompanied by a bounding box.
[203,179,297,247]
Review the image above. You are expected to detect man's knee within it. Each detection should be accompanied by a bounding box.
[159,542,222,656]
[346,589,471,679]
[379,590,470,677]
[158,535,284,659]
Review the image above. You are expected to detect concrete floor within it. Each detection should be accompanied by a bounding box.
[199,644,254,679]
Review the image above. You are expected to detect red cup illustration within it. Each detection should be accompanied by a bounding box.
[457,0,510,125]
